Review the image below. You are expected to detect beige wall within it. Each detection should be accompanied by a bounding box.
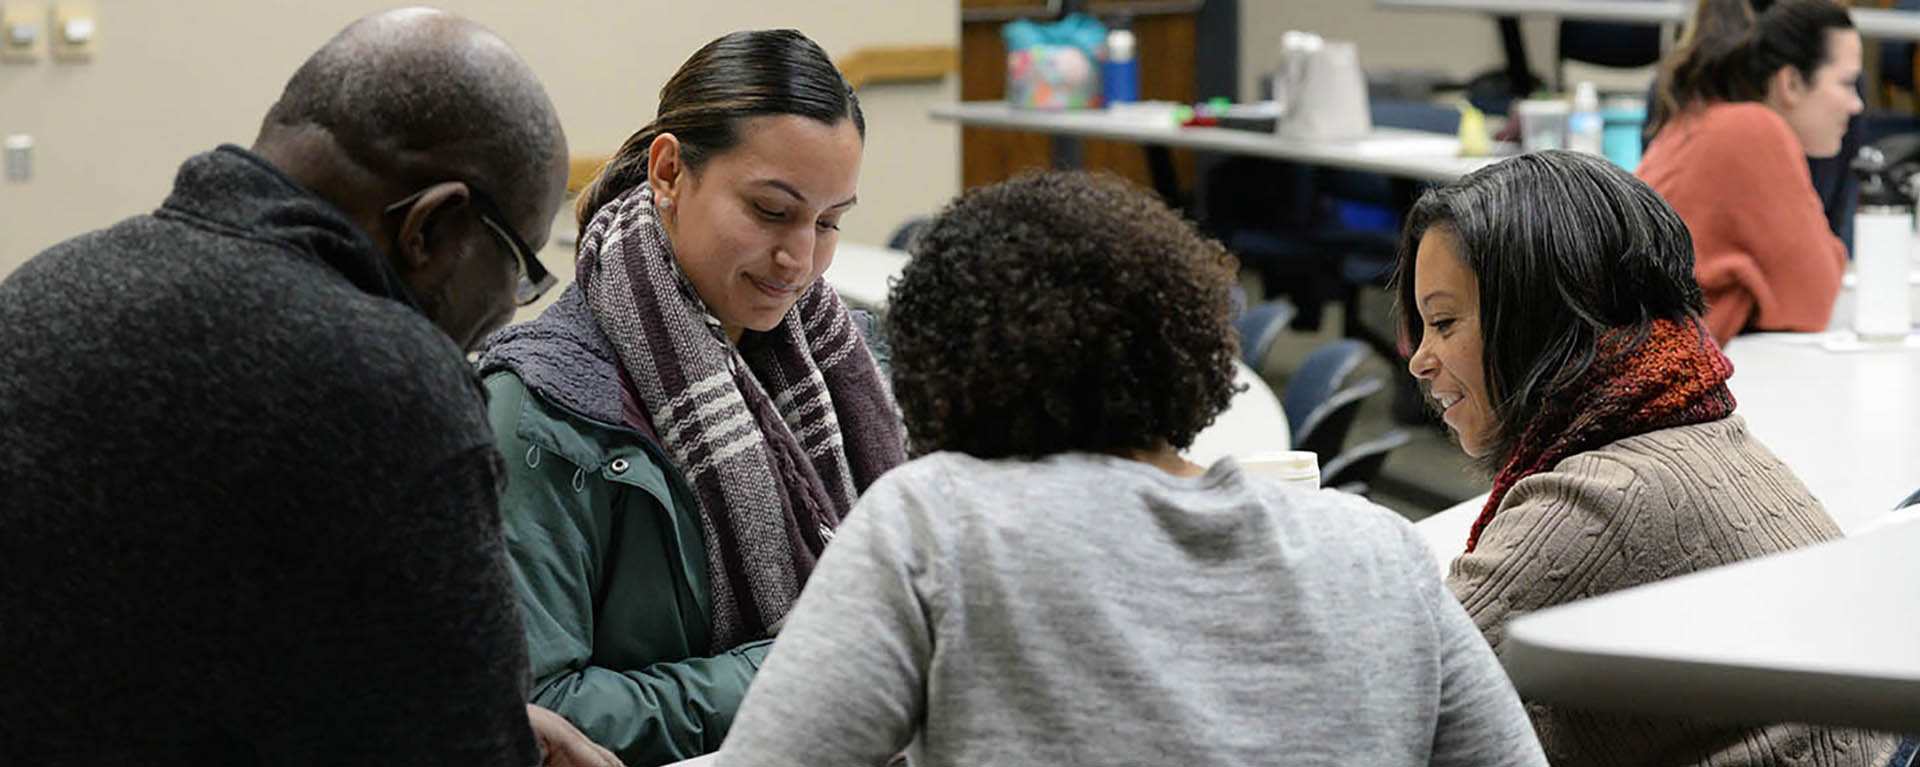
[1238,0,1558,101]
[0,0,959,279]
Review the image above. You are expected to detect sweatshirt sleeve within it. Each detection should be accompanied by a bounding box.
[716,471,934,766]
[1405,525,1549,767]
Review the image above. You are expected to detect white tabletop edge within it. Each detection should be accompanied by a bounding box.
[930,102,1490,183]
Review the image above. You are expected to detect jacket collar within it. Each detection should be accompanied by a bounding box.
[157,144,422,312]
[477,282,628,429]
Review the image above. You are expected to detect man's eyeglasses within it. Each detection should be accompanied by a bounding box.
[384,186,557,306]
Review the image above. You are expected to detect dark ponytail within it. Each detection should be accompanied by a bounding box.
[573,29,866,231]
[1648,0,1853,138]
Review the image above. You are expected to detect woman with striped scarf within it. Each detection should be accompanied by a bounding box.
[476,29,906,766]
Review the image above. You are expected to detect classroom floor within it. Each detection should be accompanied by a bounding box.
[1246,281,1489,523]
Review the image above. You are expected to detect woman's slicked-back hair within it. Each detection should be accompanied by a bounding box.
[1649,0,1854,137]
[885,170,1241,460]
[1391,150,1705,466]
[573,29,865,230]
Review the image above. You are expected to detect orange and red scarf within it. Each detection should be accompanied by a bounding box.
[1467,318,1736,552]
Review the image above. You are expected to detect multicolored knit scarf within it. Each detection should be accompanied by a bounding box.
[1466,317,1736,552]
[576,184,907,648]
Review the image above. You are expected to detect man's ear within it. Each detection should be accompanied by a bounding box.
[390,181,473,291]
[647,133,683,206]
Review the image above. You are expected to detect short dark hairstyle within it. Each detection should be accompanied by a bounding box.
[1650,0,1854,137]
[575,29,865,230]
[886,170,1241,460]
[264,12,564,217]
[1392,150,1705,467]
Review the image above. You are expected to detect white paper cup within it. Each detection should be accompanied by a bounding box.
[1240,450,1320,490]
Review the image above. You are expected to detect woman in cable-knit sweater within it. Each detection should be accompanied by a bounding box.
[1394,149,1899,766]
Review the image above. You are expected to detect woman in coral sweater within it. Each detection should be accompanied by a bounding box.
[1636,0,1861,343]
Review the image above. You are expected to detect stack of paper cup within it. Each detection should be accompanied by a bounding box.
[1239,450,1321,490]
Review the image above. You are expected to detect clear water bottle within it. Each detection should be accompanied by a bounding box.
[1567,81,1603,156]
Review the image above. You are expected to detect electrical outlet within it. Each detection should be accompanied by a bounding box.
[48,0,91,61]
[1,3,44,63]
[5,135,32,182]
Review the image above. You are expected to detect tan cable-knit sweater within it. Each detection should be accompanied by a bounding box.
[1447,415,1899,766]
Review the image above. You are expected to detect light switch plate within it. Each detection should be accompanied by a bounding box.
[5,135,32,182]
[1,3,44,63]
[48,0,90,61]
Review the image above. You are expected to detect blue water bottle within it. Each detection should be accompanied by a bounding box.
[1103,26,1139,105]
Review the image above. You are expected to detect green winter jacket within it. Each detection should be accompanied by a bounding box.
[479,287,771,766]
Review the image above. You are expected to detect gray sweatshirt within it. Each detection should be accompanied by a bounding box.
[717,452,1546,767]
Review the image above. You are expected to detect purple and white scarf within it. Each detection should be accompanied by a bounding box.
[576,184,906,649]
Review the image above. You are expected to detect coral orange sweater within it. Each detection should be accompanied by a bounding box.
[1636,102,1847,343]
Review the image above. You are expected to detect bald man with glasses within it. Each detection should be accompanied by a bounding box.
[0,9,616,767]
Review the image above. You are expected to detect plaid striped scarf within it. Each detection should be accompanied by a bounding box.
[577,184,906,648]
[1467,318,1736,552]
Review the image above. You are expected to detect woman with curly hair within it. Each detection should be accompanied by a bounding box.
[1401,149,1896,765]
[714,170,1547,767]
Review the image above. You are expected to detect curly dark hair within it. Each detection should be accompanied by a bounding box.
[884,170,1242,460]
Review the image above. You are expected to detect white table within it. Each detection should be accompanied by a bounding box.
[1723,331,1920,531]
[826,241,1292,461]
[1499,513,1920,732]
[1415,329,1920,566]
[1375,0,1920,41]
[931,102,1492,183]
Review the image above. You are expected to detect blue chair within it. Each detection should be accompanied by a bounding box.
[1292,378,1385,462]
[887,216,930,252]
[1556,16,1662,90]
[1283,339,1379,460]
[1322,428,1412,496]
[1317,100,1458,362]
[1232,297,1297,370]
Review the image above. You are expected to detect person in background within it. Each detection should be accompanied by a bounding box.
[716,170,1549,767]
[476,28,907,766]
[1642,0,1864,255]
[1638,0,1862,343]
[1400,149,1898,766]
[0,9,614,766]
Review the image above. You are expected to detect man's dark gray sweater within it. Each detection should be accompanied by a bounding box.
[0,146,537,766]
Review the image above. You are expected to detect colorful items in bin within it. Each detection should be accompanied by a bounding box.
[1004,13,1107,110]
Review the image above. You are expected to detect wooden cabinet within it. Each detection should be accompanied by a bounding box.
[959,1,1200,194]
